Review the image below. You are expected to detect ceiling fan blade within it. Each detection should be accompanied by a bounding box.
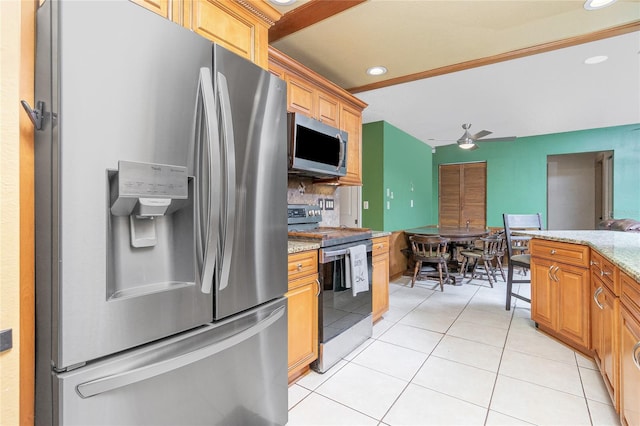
[472,130,492,140]
[479,136,517,142]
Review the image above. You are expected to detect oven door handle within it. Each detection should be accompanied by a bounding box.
[320,243,373,263]
[323,245,373,258]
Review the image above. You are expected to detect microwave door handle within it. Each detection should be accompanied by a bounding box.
[337,133,345,172]
[216,71,236,292]
[194,67,220,294]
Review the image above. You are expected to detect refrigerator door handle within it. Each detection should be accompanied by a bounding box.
[216,72,236,292]
[76,305,285,398]
[194,67,220,294]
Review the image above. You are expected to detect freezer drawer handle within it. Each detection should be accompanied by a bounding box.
[76,305,285,398]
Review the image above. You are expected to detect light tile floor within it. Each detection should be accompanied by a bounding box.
[287,274,621,426]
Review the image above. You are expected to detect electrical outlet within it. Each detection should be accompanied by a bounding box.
[410,199,414,207]
[325,198,334,210]
[386,201,390,210]
[363,201,369,209]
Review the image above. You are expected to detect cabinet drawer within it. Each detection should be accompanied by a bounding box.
[288,250,318,281]
[590,250,618,295]
[372,236,389,257]
[530,239,589,268]
[621,270,640,319]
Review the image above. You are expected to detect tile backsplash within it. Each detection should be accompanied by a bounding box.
[287,177,339,226]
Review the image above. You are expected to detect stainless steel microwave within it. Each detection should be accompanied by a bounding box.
[288,113,348,178]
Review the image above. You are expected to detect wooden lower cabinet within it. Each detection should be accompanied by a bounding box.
[620,271,640,426]
[286,250,319,383]
[530,238,640,423]
[372,236,390,323]
[531,250,591,352]
[591,274,619,408]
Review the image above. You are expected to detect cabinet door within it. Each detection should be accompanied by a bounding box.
[130,0,169,18]
[286,275,319,377]
[555,262,590,348]
[287,76,315,116]
[620,306,640,426]
[592,277,619,406]
[186,0,260,65]
[339,104,362,185]
[317,92,340,128]
[531,258,555,330]
[372,236,390,323]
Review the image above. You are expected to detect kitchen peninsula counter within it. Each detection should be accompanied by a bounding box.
[519,230,640,281]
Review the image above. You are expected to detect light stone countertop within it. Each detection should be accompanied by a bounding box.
[371,230,392,238]
[287,240,320,254]
[518,230,640,282]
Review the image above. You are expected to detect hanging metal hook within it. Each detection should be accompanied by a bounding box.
[20,100,45,130]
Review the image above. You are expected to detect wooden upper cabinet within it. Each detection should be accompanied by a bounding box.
[439,162,486,228]
[269,46,367,186]
[317,92,340,128]
[339,104,362,185]
[131,0,170,18]
[287,76,315,117]
[130,0,281,69]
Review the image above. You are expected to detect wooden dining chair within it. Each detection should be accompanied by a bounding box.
[409,235,451,291]
[503,213,543,310]
[459,234,502,287]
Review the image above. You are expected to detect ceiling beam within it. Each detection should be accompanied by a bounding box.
[269,0,366,43]
[348,20,640,94]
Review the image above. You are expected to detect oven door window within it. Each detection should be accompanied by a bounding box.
[319,252,373,342]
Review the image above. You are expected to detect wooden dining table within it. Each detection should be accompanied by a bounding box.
[404,226,490,281]
[404,226,489,242]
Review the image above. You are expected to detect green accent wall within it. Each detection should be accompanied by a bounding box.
[362,121,434,231]
[432,124,640,228]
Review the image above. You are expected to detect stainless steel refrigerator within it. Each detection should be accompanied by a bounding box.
[33,1,288,424]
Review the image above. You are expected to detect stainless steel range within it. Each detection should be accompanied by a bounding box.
[288,204,373,373]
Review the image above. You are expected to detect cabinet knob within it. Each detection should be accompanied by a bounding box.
[297,263,303,271]
[600,270,611,277]
[550,249,556,255]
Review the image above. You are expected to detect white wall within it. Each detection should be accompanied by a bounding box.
[547,152,599,230]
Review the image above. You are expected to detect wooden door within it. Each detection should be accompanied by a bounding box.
[339,104,362,185]
[620,306,640,426]
[439,165,461,227]
[555,262,590,348]
[531,257,555,330]
[286,274,318,377]
[438,162,486,228]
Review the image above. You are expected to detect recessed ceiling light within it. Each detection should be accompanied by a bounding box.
[366,66,387,76]
[269,0,296,5]
[584,55,608,64]
[584,0,617,10]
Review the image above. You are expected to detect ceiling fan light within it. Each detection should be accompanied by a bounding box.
[584,0,617,10]
[269,0,297,5]
[459,143,475,150]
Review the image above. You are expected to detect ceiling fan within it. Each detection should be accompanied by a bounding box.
[455,124,516,150]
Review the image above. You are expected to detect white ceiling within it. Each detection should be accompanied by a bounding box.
[358,31,640,145]
[270,0,640,147]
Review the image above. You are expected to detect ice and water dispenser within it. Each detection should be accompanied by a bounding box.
[107,160,195,299]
